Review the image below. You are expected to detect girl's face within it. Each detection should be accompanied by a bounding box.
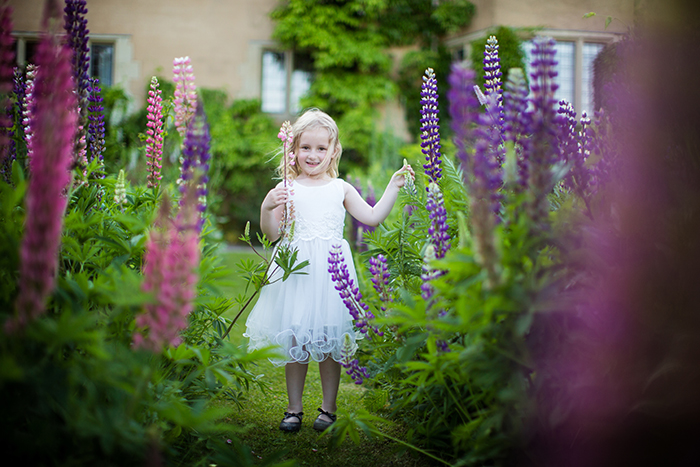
[296,127,333,179]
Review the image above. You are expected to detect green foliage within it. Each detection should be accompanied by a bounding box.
[0,162,283,466]
[271,0,475,159]
[470,26,527,89]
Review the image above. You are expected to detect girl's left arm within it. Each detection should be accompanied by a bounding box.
[343,164,415,227]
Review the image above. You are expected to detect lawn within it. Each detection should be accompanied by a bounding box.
[215,248,443,467]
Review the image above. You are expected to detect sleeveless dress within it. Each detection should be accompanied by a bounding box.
[244,178,360,366]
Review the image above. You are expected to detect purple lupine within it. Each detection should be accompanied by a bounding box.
[527,36,560,223]
[502,68,530,187]
[341,357,371,385]
[448,64,501,289]
[86,77,105,176]
[425,182,451,259]
[145,76,164,189]
[0,1,14,167]
[6,9,78,332]
[448,64,480,185]
[368,254,391,303]
[63,0,90,169]
[483,35,505,142]
[2,68,26,183]
[347,177,376,251]
[420,67,442,184]
[179,98,211,230]
[328,244,383,338]
[420,244,439,301]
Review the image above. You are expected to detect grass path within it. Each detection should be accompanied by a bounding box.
[215,249,443,467]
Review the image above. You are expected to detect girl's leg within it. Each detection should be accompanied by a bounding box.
[284,362,308,421]
[318,358,341,422]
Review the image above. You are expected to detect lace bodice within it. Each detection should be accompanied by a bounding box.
[288,179,346,242]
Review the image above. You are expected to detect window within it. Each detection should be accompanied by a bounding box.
[13,35,115,88]
[523,38,606,115]
[90,43,114,87]
[261,50,313,115]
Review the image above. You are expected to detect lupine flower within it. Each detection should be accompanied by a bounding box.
[448,64,501,289]
[348,177,375,251]
[134,186,201,352]
[145,76,164,189]
[277,121,296,240]
[527,36,560,224]
[0,1,14,164]
[21,64,37,166]
[86,77,105,176]
[173,56,197,138]
[502,68,530,187]
[114,168,127,206]
[328,244,383,338]
[425,182,450,259]
[368,254,391,303]
[420,67,442,184]
[556,99,577,166]
[6,9,78,332]
[179,97,211,230]
[483,36,504,128]
[420,244,439,301]
[63,0,90,169]
[1,68,25,183]
[448,64,480,184]
[342,357,371,385]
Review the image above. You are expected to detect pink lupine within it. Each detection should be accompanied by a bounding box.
[21,64,37,165]
[145,76,164,188]
[173,56,197,138]
[6,6,77,332]
[134,184,200,352]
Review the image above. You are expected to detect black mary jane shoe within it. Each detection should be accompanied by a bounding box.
[312,407,337,432]
[279,411,303,432]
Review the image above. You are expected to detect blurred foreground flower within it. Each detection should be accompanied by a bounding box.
[173,56,197,138]
[6,2,77,332]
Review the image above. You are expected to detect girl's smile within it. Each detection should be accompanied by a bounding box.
[297,127,332,179]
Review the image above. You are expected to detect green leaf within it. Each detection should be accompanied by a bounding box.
[583,11,596,18]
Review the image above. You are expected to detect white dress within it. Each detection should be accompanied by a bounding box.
[244,178,360,366]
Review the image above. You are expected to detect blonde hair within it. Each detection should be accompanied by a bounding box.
[276,108,342,180]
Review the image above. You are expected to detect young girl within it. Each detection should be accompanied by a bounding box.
[244,108,413,432]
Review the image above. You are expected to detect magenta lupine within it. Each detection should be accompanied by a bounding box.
[134,187,200,352]
[420,67,442,184]
[6,15,78,332]
[328,244,383,338]
[63,0,90,169]
[425,182,451,259]
[145,76,164,189]
[173,56,197,138]
[179,98,211,229]
[86,77,105,175]
[527,37,560,223]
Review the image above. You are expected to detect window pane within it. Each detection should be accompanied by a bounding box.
[290,53,313,114]
[261,51,287,113]
[91,43,114,87]
[553,41,575,106]
[582,42,604,115]
[524,39,575,107]
[24,40,40,66]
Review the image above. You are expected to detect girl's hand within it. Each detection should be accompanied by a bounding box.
[262,185,288,212]
[389,161,415,189]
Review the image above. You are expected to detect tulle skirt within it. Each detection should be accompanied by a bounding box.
[243,238,360,366]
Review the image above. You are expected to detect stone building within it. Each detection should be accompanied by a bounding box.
[9,0,635,121]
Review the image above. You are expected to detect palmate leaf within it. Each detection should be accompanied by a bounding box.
[274,244,310,281]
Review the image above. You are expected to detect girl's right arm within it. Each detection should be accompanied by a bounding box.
[260,183,287,242]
